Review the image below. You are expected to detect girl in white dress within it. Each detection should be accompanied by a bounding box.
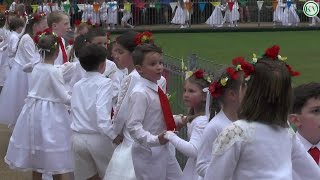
[206,1,226,27]
[171,0,189,28]
[81,2,89,23]
[282,0,300,26]
[100,0,109,27]
[107,0,118,29]
[204,45,320,180]
[224,0,240,27]
[163,69,211,180]
[273,0,285,25]
[0,13,11,93]
[104,31,166,180]
[0,13,47,128]
[5,30,73,180]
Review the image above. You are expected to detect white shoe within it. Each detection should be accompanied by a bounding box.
[107,26,111,30]
[180,25,186,28]
[309,23,316,26]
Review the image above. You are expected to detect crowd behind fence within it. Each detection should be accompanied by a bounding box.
[162,53,224,167]
[0,0,317,29]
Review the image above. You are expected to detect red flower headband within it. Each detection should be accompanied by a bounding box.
[185,69,211,83]
[263,45,300,77]
[209,57,251,99]
[28,12,46,22]
[33,28,60,51]
[134,31,153,45]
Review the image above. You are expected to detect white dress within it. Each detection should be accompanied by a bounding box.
[171,1,188,25]
[206,5,225,27]
[104,70,167,180]
[273,0,285,23]
[5,63,74,174]
[6,31,20,68]
[203,120,320,180]
[282,3,300,26]
[100,2,108,22]
[92,4,101,25]
[164,115,208,180]
[0,34,40,127]
[0,28,11,86]
[107,1,118,24]
[87,4,94,23]
[224,1,240,23]
[82,4,89,22]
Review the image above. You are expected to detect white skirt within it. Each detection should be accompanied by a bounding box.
[0,61,29,127]
[104,138,136,180]
[282,6,300,26]
[171,7,189,25]
[206,8,224,26]
[5,97,74,174]
[108,10,118,24]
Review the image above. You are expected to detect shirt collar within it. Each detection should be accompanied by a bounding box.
[296,132,320,151]
[140,77,158,92]
[85,71,103,78]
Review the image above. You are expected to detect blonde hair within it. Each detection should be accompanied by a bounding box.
[47,11,67,27]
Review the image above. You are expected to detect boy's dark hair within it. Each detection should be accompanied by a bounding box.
[0,13,5,28]
[116,31,138,52]
[78,44,107,72]
[291,83,320,114]
[74,34,86,57]
[238,58,292,128]
[85,27,107,42]
[47,11,67,27]
[132,43,162,66]
[8,17,25,31]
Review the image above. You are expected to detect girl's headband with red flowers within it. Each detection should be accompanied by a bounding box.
[185,69,211,83]
[253,45,300,77]
[209,57,251,99]
[27,13,46,23]
[33,28,59,52]
[134,31,153,45]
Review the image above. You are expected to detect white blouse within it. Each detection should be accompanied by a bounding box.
[204,120,320,180]
[196,110,232,177]
[165,115,208,180]
[14,34,40,66]
[296,132,320,166]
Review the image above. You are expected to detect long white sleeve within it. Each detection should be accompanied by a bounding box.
[292,135,320,180]
[96,82,117,140]
[165,117,207,158]
[51,69,71,105]
[127,91,160,147]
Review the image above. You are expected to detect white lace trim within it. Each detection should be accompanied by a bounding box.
[212,120,255,155]
[112,75,132,120]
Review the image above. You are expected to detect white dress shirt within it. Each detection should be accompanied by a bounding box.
[71,72,117,140]
[196,110,232,177]
[127,77,166,147]
[296,132,320,166]
[165,115,208,180]
[204,120,320,180]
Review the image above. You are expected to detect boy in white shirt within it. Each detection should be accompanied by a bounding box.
[127,43,182,180]
[290,82,320,166]
[70,44,122,180]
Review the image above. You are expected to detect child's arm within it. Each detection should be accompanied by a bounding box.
[292,134,320,179]
[203,123,242,180]
[96,80,118,140]
[51,69,71,105]
[126,91,162,147]
[164,117,206,158]
[8,36,19,56]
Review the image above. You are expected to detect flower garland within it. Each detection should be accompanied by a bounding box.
[209,57,252,99]
[27,12,46,23]
[33,28,59,51]
[134,31,153,45]
[185,69,211,83]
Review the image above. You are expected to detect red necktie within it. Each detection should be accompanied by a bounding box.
[58,37,68,63]
[308,147,320,164]
[158,87,176,131]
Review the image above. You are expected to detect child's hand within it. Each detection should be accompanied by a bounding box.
[113,135,123,145]
[158,132,169,145]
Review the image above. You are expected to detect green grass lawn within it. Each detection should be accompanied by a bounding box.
[154,31,320,85]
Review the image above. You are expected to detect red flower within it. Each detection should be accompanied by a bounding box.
[33,35,39,44]
[193,69,204,79]
[134,31,153,45]
[43,28,52,34]
[68,39,74,46]
[226,67,238,80]
[209,81,223,99]
[285,64,300,77]
[232,57,246,66]
[264,45,280,60]
[34,14,40,21]
[74,19,81,27]
[241,61,255,78]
